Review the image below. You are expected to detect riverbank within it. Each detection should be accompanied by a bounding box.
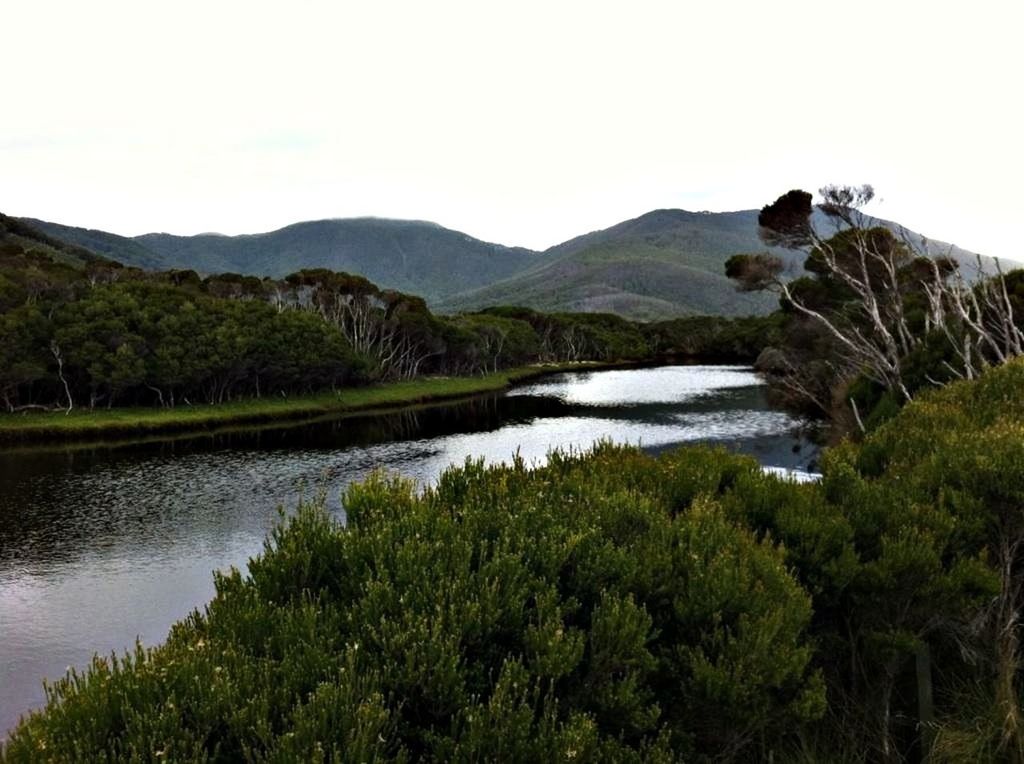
[0,363,617,445]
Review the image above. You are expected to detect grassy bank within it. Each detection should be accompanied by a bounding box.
[0,364,605,445]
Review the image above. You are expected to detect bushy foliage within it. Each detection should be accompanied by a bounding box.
[8,361,1024,760]
[730,187,1024,430]
[643,314,781,361]
[2,444,823,762]
[0,239,704,412]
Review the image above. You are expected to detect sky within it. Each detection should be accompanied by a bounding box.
[2,0,1021,260]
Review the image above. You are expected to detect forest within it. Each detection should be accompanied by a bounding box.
[0,217,774,415]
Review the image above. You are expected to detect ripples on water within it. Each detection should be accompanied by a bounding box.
[0,365,815,736]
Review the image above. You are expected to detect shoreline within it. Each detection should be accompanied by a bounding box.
[0,362,627,446]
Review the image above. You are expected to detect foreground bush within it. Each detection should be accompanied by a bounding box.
[7,359,1024,762]
[3,445,823,762]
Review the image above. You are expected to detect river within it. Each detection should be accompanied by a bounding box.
[0,364,816,736]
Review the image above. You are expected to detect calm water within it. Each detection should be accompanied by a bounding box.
[0,365,815,736]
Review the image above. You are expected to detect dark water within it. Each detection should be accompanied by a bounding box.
[0,365,815,736]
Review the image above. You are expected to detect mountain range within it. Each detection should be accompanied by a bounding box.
[16,209,986,320]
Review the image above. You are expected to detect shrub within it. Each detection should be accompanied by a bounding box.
[3,445,822,762]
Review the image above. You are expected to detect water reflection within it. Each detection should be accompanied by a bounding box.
[0,365,813,736]
[508,365,768,405]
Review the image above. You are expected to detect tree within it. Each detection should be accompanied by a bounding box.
[0,306,52,411]
[727,185,1024,426]
[453,314,539,373]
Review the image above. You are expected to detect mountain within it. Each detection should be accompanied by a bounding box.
[24,217,539,303]
[438,210,796,320]
[18,218,167,271]
[26,210,787,319]
[868,220,989,278]
[20,210,992,321]
[439,209,997,320]
[0,214,109,269]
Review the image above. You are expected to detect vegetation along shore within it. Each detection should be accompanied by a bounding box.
[0,213,777,442]
[4,358,1024,761]
[0,364,606,444]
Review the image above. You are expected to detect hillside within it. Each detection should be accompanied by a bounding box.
[871,219,989,277]
[21,209,991,321]
[25,217,539,303]
[439,209,994,320]
[0,214,109,269]
[18,218,166,271]
[439,210,795,319]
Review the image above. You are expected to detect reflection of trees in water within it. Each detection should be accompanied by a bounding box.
[217,394,571,452]
[283,394,514,448]
[0,383,803,569]
[0,395,533,566]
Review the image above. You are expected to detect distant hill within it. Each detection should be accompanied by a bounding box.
[25,217,539,302]
[19,218,167,271]
[19,209,992,321]
[0,214,109,269]
[440,209,996,320]
[438,210,798,320]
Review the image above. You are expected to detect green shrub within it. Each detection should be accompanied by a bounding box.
[10,360,1024,761]
[3,445,822,762]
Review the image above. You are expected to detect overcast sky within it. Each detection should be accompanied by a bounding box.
[2,1,1021,260]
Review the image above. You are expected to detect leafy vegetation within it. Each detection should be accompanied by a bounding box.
[727,187,1024,431]
[6,358,1024,761]
[642,313,785,362]
[10,196,1020,760]
[0,224,778,431]
[1,444,821,762]
[0,366,568,443]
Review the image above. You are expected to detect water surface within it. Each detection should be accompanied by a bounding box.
[0,365,815,736]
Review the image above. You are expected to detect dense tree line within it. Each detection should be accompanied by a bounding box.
[0,238,778,413]
[6,359,1024,761]
[0,254,367,410]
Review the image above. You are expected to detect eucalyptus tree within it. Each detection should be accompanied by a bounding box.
[726,185,1024,426]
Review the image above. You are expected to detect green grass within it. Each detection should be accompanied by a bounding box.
[0,364,602,444]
